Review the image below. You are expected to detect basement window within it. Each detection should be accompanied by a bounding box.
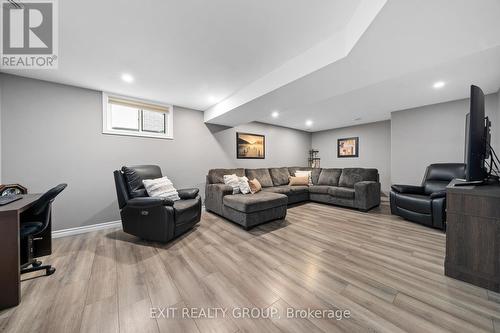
[102,93,173,139]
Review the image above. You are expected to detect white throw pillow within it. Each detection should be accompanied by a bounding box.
[238,176,251,194]
[295,170,313,186]
[223,174,241,194]
[142,176,181,201]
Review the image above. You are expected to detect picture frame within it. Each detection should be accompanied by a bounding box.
[337,137,359,158]
[236,132,265,159]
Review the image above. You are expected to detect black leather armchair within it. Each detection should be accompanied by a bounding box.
[113,165,201,242]
[390,163,466,230]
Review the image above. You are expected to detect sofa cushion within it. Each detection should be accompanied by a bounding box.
[223,192,287,213]
[289,185,309,194]
[262,185,309,195]
[317,168,342,186]
[262,186,291,195]
[394,193,432,215]
[269,167,291,186]
[122,165,163,198]
[208,168,245,184]
[308,185,331,194]
[288,167,321,185]
[246,168,274,188]
[339,168,378,188]
[328,187,355,199]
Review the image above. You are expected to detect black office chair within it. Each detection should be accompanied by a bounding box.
[20,184,67,276]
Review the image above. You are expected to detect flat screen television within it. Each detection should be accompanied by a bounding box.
[464,85,491,182]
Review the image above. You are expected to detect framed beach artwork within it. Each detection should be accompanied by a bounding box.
[236,132,265,159]
[337,137,359,158]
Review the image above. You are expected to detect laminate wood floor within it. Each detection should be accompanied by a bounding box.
[1,201,499,333]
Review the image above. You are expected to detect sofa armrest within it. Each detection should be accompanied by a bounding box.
[205,184,233,215]
[354,181,381,211]
[207,184,233,196]
[178,188,199,200]
[430,190,447,199]
[127,197,174,208]
[391,184,425,195]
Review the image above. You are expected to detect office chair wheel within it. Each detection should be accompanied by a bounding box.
[32,260,42,267]
[46,267,56,276]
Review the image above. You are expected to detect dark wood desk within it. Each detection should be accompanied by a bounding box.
[445,181,500,292]
[0,194,52,310]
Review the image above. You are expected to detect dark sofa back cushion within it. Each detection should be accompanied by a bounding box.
[339,168,378,188]
[122,165,163,198]
[288,167,321,185]
[269,167,291,186]
[245,168,274,188]
[208,168,245,184]
[317,168,342,186]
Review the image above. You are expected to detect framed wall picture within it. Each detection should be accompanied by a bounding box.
[337,137,359,158]
[236,132,265,159]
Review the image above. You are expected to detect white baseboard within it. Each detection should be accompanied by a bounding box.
[52,220,122,239]
[52,205,206,239]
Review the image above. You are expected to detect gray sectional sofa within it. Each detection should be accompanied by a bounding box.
[205,167,380,229]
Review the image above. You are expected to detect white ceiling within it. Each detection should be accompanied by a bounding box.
[205,0,500,131]
[1,0,361,110]
[3,0,500,133]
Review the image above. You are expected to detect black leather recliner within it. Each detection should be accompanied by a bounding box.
[113,165,201,242]
[390,163,466,230]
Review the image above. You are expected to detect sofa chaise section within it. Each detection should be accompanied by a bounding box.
[222,192,288,229]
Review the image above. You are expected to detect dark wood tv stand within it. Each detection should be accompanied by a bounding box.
[445,180,500,292]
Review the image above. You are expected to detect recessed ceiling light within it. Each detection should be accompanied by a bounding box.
[271,111,279,118]
[208,95,219,104]
[433,81,445,89]
[121,73,134,83]
[305,120,313,127]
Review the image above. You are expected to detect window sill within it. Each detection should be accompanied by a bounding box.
[102,129,173,140]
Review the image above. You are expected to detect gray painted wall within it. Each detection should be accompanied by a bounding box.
[391,93,499,185]
[311,121,391,193]
[0,74,311,231]
[2,72,498,231]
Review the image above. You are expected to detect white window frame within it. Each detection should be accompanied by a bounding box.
[102,93,174,139]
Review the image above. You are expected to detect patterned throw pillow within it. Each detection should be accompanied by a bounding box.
[238,176,251,194]
[142,176,180,201]
[223,174,241,194]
